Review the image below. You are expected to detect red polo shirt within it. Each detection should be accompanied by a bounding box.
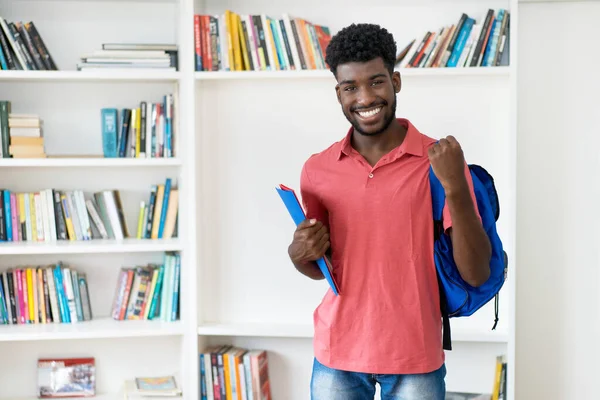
[300,118,477,374]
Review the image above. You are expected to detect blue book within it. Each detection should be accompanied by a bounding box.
[101,108,118,158]
[158,178,171,238]
[276,184,340,296]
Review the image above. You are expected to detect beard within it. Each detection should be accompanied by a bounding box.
[343,95,397,137]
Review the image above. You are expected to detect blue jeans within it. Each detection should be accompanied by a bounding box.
[310,358,446,400]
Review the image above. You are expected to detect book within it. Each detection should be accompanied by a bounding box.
[275,183,340,296]
[37,357,95,398]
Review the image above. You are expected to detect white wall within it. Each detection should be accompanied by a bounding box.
[517,2,600,399]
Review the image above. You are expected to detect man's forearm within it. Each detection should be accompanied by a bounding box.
[446,181,491,287]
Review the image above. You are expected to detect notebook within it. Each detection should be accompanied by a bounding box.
[276,184,340,296]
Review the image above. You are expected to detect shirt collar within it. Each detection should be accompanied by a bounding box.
[337,118,424,160]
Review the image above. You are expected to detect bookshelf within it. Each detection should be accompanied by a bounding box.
[0,1,516,400]
[194,0,516,399]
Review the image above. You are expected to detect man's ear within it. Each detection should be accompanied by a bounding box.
[335,84,341,104]
[392,71,401,93]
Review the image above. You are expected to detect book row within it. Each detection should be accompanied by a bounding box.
[194,11,331,72]
[200,345,271,400]
[111,252,180,322]
[78,43,178,71]
[0,17,57,71]
[135,178,179,239]
[0,263,91,325]
[396,8,510,69]
[0,101,45,159]
[101,94,176,159]
[0,178,178,242]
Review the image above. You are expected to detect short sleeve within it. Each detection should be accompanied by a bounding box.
[442,162,480,231]
[300,162,329,227]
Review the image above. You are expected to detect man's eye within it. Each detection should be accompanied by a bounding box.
[372,80,383,85]
[344,86,356,91]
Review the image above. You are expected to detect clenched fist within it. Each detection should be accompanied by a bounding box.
[288,219,330,264]
[428,135,468,193]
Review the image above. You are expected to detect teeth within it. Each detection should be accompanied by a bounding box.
[358,107,382,118]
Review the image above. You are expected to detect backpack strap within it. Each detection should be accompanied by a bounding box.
[429,166,452,351]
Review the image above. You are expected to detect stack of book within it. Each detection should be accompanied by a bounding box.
[194,11,331,72]
[0,262,92,325]
[77,43,178,71]
[395,8,510,68]
[0,187,131,242]
[8,113,45,158]
[101,93,176,159]
[0,17,58,71]
[110,252,180,322]
[136,178,178,240]
[200,346,271,400]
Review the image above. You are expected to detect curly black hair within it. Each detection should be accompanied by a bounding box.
[325,23,397,76]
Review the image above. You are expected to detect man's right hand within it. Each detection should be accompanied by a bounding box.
[288,219,330,265]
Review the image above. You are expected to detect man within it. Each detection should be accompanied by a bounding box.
[287,23,492,399]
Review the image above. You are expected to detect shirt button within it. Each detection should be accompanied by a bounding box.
[369,173,374,178]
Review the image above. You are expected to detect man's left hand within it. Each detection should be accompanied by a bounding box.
[428,135,468,194]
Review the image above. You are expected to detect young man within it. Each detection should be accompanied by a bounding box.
[287,23,492,399]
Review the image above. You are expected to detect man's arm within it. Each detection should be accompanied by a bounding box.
[288,219,327,280]
[287,162,329,280]
[445,178,491,287]
[429,136,491,287]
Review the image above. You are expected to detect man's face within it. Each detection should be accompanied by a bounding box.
[335,57,400,137]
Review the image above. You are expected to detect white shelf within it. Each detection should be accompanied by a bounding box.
[0,70,181,83]
[0,157,182,168]
[0,238,182,255]
[4,395,116,400]
[195,67,510,80]
[197,322,509,343]
[198,322,314,338]
[0,318,183,341]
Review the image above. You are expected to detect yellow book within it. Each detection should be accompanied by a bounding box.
[236,14,250,71]
[136,201,146,239]
[27,268,35,323]
[223,352,233,400]
[224,10,235,71]
[135,107,141,157]
[151,185,164,239]
[491,355,504,400]
[229,11,243,71]
[29,193,37,242]
[60,194,76,240]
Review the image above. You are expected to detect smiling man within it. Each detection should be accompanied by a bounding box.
[286,23,491,399]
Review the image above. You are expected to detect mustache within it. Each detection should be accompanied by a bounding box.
[351,101,387,112]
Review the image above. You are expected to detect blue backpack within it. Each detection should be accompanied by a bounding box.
[429,164,508,351]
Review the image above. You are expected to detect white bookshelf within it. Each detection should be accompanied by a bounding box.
[197,322,509,343]
[0,0,516,400]
[0,238,182,255]
[0,0,196,399]
[0,318,184,341]
[194,66,510,80]
[0,70,181,83]
[194,0,517,399]
[0,157,182,167]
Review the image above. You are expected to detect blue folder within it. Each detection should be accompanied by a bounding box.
[276,184,340,296]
